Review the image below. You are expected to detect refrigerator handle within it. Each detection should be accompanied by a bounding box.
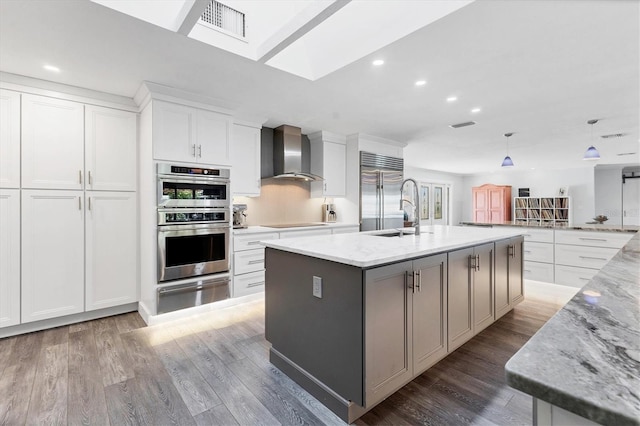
[379,171,384,230]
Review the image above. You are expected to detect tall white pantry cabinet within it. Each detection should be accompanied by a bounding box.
[0,89,138,327]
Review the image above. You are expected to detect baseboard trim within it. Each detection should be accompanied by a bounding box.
[0,303,139,338]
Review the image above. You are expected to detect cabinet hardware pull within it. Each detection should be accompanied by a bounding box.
[192,144,196,156]
[579,237,607,242]
[579,255,607,261]
[88,170,92,185]
[247,241,261,245]
[508,244,514,258]
[524,269,531,273]
[198,144,202,157]
[417,270,422,292]
[468,255,475,271]
[247,259,263,265]
[247,281,265,288]
[88,197,91,210]
[78,196,82,210]
[405,271,414,293]
[79,170,82,184]
[324,183,327,192]
[579,277,590,281]
[476,254,480,271]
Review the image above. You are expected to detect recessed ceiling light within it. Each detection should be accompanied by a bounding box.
[471,107,481,113]
[43,64,60,72]
[446,96,457,102]
[415,80,427,86]
[372,59,384,66]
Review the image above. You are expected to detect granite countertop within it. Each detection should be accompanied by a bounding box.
[261,225,525,268]
[505,234,640,425]
[233,223,359,234]
[460,221,639,233]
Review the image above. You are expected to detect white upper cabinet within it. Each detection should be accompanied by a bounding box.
[22,94,84,190]
[153,100,231,166]
[230,123,261,196]
[85,105,137,191]
[309,131,347,198]
[0,90,21,188]
[196,109,231,165]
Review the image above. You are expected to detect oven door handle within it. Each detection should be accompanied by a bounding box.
[158,278,230,295]
[158,175,230,185]
[158,223,230,232]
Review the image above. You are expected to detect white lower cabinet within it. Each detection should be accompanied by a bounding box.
[232,232,279,297]
[554,264,598,288]
[85,192,137,311]
[523,260,554,282]
[21,189,137,323]
[0,189,20,327]
[21,190,85,323]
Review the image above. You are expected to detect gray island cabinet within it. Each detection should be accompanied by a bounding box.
[263,226,525,423]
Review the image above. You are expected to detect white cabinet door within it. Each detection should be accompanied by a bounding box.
[22,190,84,323]
[233,270,265,298]
[0,90,21,188]
[22,94,84,189]
[85,106,137,191]
[231,123,261,196]
[196,109,231,166]
[310,139,347,197]
[153,100,195,163]
[234,248,265,275]
[0,189,20,327]
[86,191,137,311]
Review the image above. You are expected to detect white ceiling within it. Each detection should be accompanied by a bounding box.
[1,0,638,175]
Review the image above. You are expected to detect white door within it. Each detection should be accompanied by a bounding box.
[418,182,450,226]
[622,176,640,226]
[86,191,138,311]
[0,89,21,188]
[196,109,231,165]
[85,105,137,191]
[22,190,85,322]
[230,123,261,196]
[0,189,20,327]
[153,100,195,162]
[22,94,84,190]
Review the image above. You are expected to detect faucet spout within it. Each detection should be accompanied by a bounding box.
[400,178,420,236]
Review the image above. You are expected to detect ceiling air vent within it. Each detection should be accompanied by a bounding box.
[200,1,245,38]
[449,121,477,129]
[601,133,625,139]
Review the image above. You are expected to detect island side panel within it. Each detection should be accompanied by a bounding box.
[264,247,364,406]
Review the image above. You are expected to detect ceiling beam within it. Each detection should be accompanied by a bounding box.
[176,0,210,35]
[257,0,351,64]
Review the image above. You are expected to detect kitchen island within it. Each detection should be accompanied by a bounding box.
[263,225,525,423]
[505,233,640,426]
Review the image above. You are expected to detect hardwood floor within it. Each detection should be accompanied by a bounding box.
[0,288,568,425]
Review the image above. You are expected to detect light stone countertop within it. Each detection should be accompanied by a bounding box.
[460,221,639,233]
[233,223,359,235]
[505,233,640,425]
[261,225,525,268]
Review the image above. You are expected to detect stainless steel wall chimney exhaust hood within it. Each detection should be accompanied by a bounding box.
[269,125,323,181]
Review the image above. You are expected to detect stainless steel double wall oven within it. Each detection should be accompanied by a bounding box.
[156,163,231,313]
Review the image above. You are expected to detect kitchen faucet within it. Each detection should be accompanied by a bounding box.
[400,178,420,236]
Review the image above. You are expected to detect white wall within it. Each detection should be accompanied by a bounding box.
[404,166,465,225]
[462,167,596,225]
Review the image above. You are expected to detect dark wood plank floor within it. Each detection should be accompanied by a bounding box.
[0,297,563,425]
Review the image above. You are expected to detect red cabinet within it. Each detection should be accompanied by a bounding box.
[472,184,511,223]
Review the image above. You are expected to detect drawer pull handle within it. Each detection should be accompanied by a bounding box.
[579,237,607,242]
[579,277,590,281]
[247,241,261,245]
[247,259,263,265]
[247,281,265,288]
[524,250,532,254]
[524,269,531,273]
[578,256,607,261]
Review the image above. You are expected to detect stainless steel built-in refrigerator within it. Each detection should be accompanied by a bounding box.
[360,152,404,231]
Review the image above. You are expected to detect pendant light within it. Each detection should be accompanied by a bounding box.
[501,132,514,167]
[583,119,600,160]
